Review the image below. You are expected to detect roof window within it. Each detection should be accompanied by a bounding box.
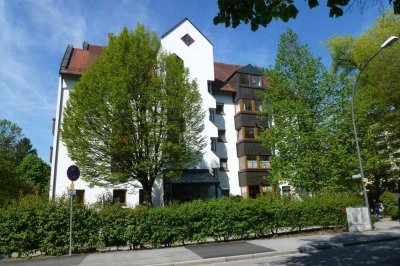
[181,34,194,46]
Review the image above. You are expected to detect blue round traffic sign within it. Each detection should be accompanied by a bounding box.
[67,165,80,182]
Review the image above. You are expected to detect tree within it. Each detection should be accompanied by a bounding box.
[327,12,400,196]
[16,154,50,196]
[214,0,400,31]
[61,25,205,207]
[0,119,41,206]
[259,29,358,192]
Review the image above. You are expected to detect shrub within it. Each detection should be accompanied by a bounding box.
[379,191,399,219]
[0,191,362,257]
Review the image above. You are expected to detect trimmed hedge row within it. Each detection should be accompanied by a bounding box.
[0,192,362,257]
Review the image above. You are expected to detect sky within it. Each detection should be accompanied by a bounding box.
[0,0,391,163]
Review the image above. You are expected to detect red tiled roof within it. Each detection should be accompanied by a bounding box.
[61,44,103,75]
[214,62,242,82]
[213,62,243,92]
[60,45,243,89]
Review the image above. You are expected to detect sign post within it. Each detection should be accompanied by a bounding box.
[67,165,80,257]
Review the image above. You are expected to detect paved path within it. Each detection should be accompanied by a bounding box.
[1,219,399,266]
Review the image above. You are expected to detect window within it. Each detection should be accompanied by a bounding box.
[244,127,255,139]
[247,155,257,168]
[49,146,53,163]
[113,189,127,205]
[212,168,219,179]
[76,190,85,204]
[216,103,224,114]
[221,189,230,197]
[251,76,261,86]
[248,185,261,198]
[282,186,291,197]
[211,138,217,151]
[181,33,194,46]
[243,99,252,111]
[209,108,215,122]
[139,189,145,205]
[234,101,241,113]
[52,117,55,135]
[240,74,250,85]
[239,156,245,170]
[240,74,262,87]
[259,156,270,168]
[208,81,213,94]
[255,101,263,111]
[218,130,226,142]
[220,159,228,171]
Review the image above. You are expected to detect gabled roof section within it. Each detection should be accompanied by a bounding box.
[161,18,213,46]
[236,64,263,76]
[213,62,242,92]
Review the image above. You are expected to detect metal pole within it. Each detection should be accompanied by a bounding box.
[69,192,73,256]
[351,48,382,229]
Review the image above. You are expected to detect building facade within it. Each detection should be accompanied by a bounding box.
[50,19,274,206]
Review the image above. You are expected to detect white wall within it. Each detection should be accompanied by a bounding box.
[213,93,241,196]
[161,20,220,170]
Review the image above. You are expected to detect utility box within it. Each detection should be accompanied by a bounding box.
[346,207,372,232]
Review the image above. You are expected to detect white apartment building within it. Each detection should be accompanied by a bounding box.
[50,18,275,207]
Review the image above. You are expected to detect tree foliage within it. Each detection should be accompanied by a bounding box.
[327,12,400,197]
[214,0,400,31]
[0,119,40,206]
[260,29,358,192]
[16,154,50,195]
[61,24,205,206]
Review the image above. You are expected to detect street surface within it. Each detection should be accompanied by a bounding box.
[209,239,400,266]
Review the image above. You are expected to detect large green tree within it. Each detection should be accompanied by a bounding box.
[62,25,205,206]
[214,0,400,31]
[327,12,400,196]
[260,29,358,192]
[0,119,39,206]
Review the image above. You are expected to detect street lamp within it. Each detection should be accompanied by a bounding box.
[351,35,398,227]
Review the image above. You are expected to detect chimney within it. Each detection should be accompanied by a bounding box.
[82,41,89,50]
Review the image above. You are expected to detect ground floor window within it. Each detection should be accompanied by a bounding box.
[164,183,217,203]
[75,189,85,204]
[113,189,127,205]
[248,185,261,199]
[282,186,291,197]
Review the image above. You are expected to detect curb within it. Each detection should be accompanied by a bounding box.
[152,236,400,266]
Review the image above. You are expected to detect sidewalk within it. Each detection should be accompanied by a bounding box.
[1,219,399,266]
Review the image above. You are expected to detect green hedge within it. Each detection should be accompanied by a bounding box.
[0,192,361,257]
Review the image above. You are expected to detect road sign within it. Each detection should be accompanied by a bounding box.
[68,190,76,196]
[67,165,80,181]
[352,174,361,179]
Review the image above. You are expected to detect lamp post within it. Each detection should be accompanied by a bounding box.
[351,36,398,227]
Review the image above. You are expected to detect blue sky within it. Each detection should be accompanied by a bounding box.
[0,0,389,162]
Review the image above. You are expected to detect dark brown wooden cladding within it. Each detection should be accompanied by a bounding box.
[236,141,271,157]
[234,86,264,101]
[235,113,269,130]
[238,170,269,186]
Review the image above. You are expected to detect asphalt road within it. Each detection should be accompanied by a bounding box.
[209,239,400,266]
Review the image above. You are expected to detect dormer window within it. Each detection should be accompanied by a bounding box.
[181,34,194,46]
[239,74,262,87]
[251,76,261,86]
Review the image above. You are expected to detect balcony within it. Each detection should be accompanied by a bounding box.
[238,169,269,186]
